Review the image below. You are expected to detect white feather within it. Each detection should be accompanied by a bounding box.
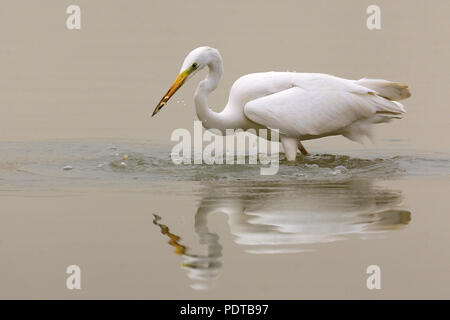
[240,72,406,141]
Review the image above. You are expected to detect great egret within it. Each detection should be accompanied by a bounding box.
[153,46,411,161]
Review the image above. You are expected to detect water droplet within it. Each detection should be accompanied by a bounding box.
[63,165,73,171]
[334,165,349,174]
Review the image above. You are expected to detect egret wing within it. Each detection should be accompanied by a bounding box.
[243,86,392,138]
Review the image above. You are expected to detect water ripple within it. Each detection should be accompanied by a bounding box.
[1,141,450,189]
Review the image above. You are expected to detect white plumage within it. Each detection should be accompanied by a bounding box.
[153,47,411,160]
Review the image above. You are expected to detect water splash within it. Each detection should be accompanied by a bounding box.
[1,141,450,189]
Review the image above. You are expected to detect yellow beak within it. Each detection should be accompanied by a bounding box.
[152,67,192,117]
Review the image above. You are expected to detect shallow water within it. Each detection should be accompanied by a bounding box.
[1,141,450,298]
[2,0,450,299]
[2,141,450,190]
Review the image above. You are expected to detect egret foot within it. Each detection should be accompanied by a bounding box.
[298,141,309,156]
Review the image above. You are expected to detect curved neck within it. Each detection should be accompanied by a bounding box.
[194,60,226,131]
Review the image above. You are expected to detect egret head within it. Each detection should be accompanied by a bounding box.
[152,46,221,116]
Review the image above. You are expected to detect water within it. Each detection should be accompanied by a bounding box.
[1,140,450,298]
[2,141,450,190]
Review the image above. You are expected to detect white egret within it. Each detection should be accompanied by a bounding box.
[153,46,411,160]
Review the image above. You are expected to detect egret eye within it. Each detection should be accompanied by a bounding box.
[192,63,198,69]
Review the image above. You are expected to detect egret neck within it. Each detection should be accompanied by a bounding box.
[194,58,228,132]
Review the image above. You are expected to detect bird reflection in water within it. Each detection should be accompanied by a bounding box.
[153,213,223,291]
[153,178,411,290]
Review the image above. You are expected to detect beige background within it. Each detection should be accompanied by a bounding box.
[0,0,449,152]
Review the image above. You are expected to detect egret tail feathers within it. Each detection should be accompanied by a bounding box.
[356,78,411,101]
[371,95,406,115]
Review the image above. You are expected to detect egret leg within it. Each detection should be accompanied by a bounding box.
[298,141,309,156]
[280,135,298,161]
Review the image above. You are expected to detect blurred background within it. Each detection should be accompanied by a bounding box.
[0,0,448,153]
